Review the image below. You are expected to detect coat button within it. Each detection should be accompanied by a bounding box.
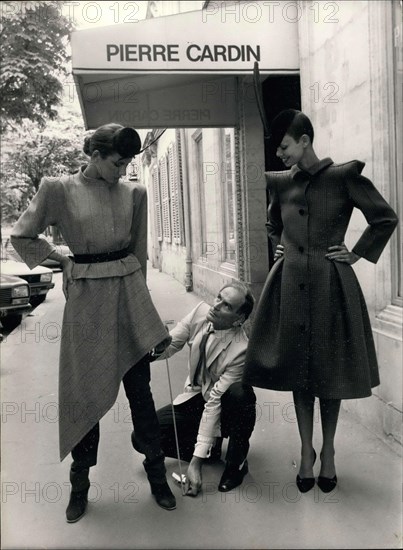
[299,324,306,332]
[299,283,305,290]
[299,209,305,216]
[298,246,304,253]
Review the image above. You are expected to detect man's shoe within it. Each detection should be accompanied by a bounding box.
[218,460,248,492]
[66,488,89,523]
[150,481,177,510]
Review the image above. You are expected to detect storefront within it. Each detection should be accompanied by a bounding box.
[71,0,300,299]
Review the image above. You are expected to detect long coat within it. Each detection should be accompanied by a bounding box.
[11,168,168,460]
[243,158,398,399]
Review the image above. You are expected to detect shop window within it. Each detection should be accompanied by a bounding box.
[168,141,185,245]
[159,155,171,243]
[194,130,207,256]
[152,166,163,242]
[222,128,236,264]
[392,1,402,305]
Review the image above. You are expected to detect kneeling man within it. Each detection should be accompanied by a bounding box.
[154,282,256,496]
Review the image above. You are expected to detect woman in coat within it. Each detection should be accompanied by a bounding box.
[243,110,398,493]
[11,123,176,522]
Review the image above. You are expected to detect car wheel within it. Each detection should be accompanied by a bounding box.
[1,314,23,331]
[30,295,47,307]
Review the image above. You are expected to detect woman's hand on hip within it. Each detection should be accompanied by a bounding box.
[61,257,74,299]
[325,243,360,264]
[274,244,284,262]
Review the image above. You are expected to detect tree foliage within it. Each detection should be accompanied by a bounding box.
[1,103,87,225]
[0,1,74,132]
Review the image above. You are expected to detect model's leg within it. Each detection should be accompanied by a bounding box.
[318,398,341,491]
[293,390,316,492]
[123,355,176,510]
[66,423,100,523]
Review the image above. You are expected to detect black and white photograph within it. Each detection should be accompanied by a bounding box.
[1,1,402,548]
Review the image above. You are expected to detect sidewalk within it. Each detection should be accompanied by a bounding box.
[1,265,402,549]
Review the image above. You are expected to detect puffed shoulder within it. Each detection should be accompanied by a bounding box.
[264,169,291,189]
[123,179,147,196]
[40,176,62,187]
[331,160,365,176]
[38,175,71,194]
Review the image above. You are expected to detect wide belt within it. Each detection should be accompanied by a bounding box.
[73,247,129,264]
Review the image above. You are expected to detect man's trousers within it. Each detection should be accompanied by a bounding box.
[156,382,256,465]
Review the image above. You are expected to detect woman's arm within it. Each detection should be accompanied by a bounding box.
[11,178,58,269]
[346,162,398,263]
[265,173,283,258]
[129,184,148,280]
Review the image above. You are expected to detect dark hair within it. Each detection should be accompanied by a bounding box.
[220,282,255,321]
[83,123,142,159]
[270,109,314,149]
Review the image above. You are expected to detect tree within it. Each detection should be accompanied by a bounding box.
[0,1,74,132]
[1,103,87,226]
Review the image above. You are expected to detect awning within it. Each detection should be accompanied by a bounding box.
[71,1,299,129]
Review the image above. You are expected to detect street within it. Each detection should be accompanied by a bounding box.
[1,266,402,549]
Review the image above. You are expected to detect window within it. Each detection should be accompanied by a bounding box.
[168,141,185,245]
[152,166,163,242]
[221,128,237,264]
[195,131,207,256]
[159,155,171,243]
[392,1,402,304]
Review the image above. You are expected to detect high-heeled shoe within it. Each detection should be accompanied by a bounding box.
[296,449,316,493]
[318,451,337,492]
[317,475,337,493]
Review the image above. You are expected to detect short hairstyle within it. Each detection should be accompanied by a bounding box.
[220,282,255,321]
[83,123,142,159]
[270,109,314,149]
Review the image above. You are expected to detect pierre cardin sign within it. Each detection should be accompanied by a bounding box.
[72,2,299,75]
[105,43,261,64]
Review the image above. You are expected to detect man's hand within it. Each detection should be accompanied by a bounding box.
[150,327,172,361]
[154,334,172,355]
[274,244,284,261]
[185,457,203,497]
[325,242,360,264]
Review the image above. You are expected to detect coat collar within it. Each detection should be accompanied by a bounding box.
[78,165,117,187]
[291,157,333,180]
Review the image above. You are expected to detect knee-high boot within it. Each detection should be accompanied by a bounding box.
[66,465,90,523]
[138,442,176,511]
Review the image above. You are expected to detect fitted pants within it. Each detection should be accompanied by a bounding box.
[157,382,256,465]
[70,356,167,483]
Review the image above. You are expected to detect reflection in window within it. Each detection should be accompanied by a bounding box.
[222,128,237,264]
[195,132,207,256]
[392,1,402,303]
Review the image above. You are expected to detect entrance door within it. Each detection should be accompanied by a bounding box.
[262,74,301,265]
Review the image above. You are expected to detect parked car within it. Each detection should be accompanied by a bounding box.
[0,274,32,331]
[1,255,55,307]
